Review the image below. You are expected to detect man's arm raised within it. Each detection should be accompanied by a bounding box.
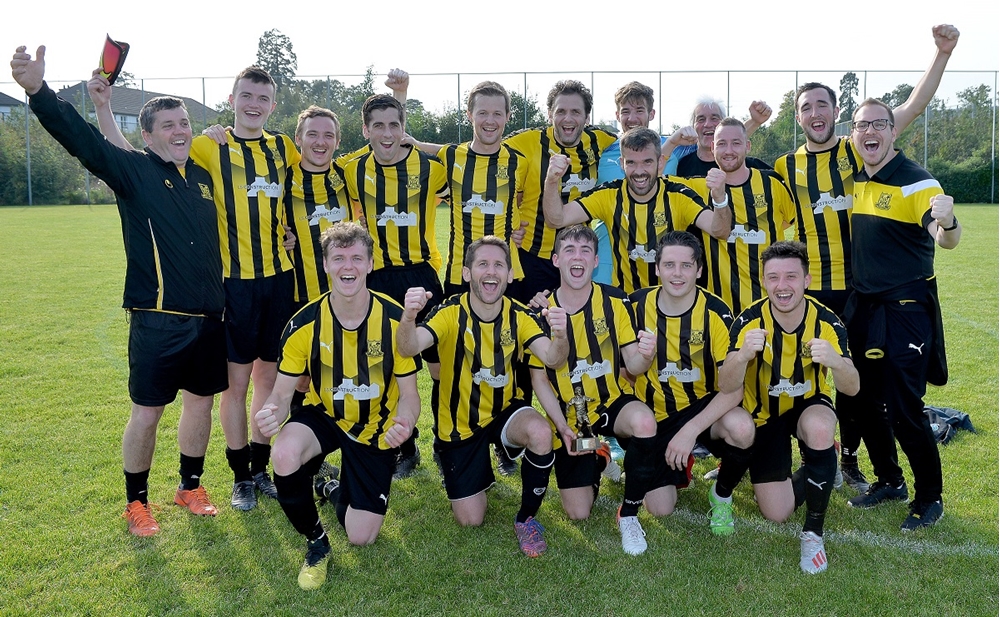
[719,328,767,394]
[694,168,733,240]
[255,372,299,438]
[526,306,569,368]
[541,153,589,228]
[395,287,435,358]
[893,24,960,133]
[87,69,135,150]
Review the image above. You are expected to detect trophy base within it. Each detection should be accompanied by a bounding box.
[573,436,600,453]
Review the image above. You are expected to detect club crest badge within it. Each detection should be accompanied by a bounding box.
[366,340,383,357]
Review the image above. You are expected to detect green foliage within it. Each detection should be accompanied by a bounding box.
[255,29,297,94]
[0,109,115,205]
[747,89,801,163]
[839,71,859,122]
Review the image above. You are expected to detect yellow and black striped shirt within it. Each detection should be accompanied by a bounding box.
[578,178,710,293]
[630,286,734,421]
[851,150,942,295]
[437,142,527,284]
[774,138,860,292]
[678,169,796,315]
[504,126,617,260]
[421,294,546,442]
[343,145,449,271]
[190,131,299,279]
[531,284,636,442]
[277,291,418,449]
[284,163,351,303]
[729,296,849,426]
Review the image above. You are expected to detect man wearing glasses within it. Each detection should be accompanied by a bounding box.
[846,98,961,531]
[773,24,959,495]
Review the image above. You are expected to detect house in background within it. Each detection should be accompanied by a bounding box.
[0,91,25,120]
[55,83,218,132]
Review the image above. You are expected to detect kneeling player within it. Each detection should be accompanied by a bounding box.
[396,237,569,558]
[530,225,660,556]
[629,232,755,534]
[719,241,859,574]
[255,223,420,590]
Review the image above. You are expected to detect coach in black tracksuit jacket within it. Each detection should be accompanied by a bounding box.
[14,42,227,536]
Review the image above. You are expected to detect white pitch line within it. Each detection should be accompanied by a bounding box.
[665,506,998,559]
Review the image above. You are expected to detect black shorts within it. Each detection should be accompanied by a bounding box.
[648,393,723,490]
[749,394,834,484]
[434,401,530,500]
[224,270,296,364]
[285,405,396,516]
[369,262,443,364]
[443,280,469,298]
[553,394,633,490]
[507,249,559,305]
[806,289,850,319]
[127,310,228,407]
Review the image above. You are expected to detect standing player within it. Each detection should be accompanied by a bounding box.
[678,118,796,316]
[664,98,773,176]
[285,106,351,309]
[542,128,731,294]
[629,232,754,535]
[342,93,450,479]
[187,66,299,510]
[408,80,528,476]
[719,241,859,574]
[504,80,618,303]
[12,45,226,534]
[529,225,660,556]
[774,24,959,491]
[844,99,960,530]
[396,237,569,557]
[254,223,419,590]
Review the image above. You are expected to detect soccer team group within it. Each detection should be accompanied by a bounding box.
[10,23,962,589]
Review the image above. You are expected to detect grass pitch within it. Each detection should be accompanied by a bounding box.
[0,204,996,616]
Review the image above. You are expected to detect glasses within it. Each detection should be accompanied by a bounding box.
[852,119,893,132]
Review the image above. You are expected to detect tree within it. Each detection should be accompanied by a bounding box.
[838,72,859,122]
[879,83,914,109]
[256,29,297,93]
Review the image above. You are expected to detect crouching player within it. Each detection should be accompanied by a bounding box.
[629,232,754,534]
[255,222,420,590]
[719,241,859,574]
[530,225,660,556]
[396,237,569,557]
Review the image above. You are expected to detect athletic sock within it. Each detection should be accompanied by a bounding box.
[792,467,806,510]
[715,442,752,499]
[249,441,271,476]
[620,435,657,518]
[178,454,205,490]
[516,448,554,523]
[125,469,151,505]
[801,444,837,536]
[226,445,253,483]
[273,467,325,541]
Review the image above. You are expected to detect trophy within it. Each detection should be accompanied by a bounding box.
[568,385,599,453]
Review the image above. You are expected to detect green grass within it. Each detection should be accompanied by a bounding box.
[0,204,996,616]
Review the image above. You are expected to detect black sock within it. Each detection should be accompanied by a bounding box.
[336,501,348,530]
[273,467,325,541]
[226,445,253,483]
[516,449,554,523]
[792,467,806,510]
[591,453,606,501]
[125,469,150,505]
[249,441,271,476]
[715,443,752,499]
[801,444,837,536]
[620,436,657,517]
[178,454,205,490]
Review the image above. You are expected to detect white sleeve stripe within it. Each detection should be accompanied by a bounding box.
[901,178,941,197]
